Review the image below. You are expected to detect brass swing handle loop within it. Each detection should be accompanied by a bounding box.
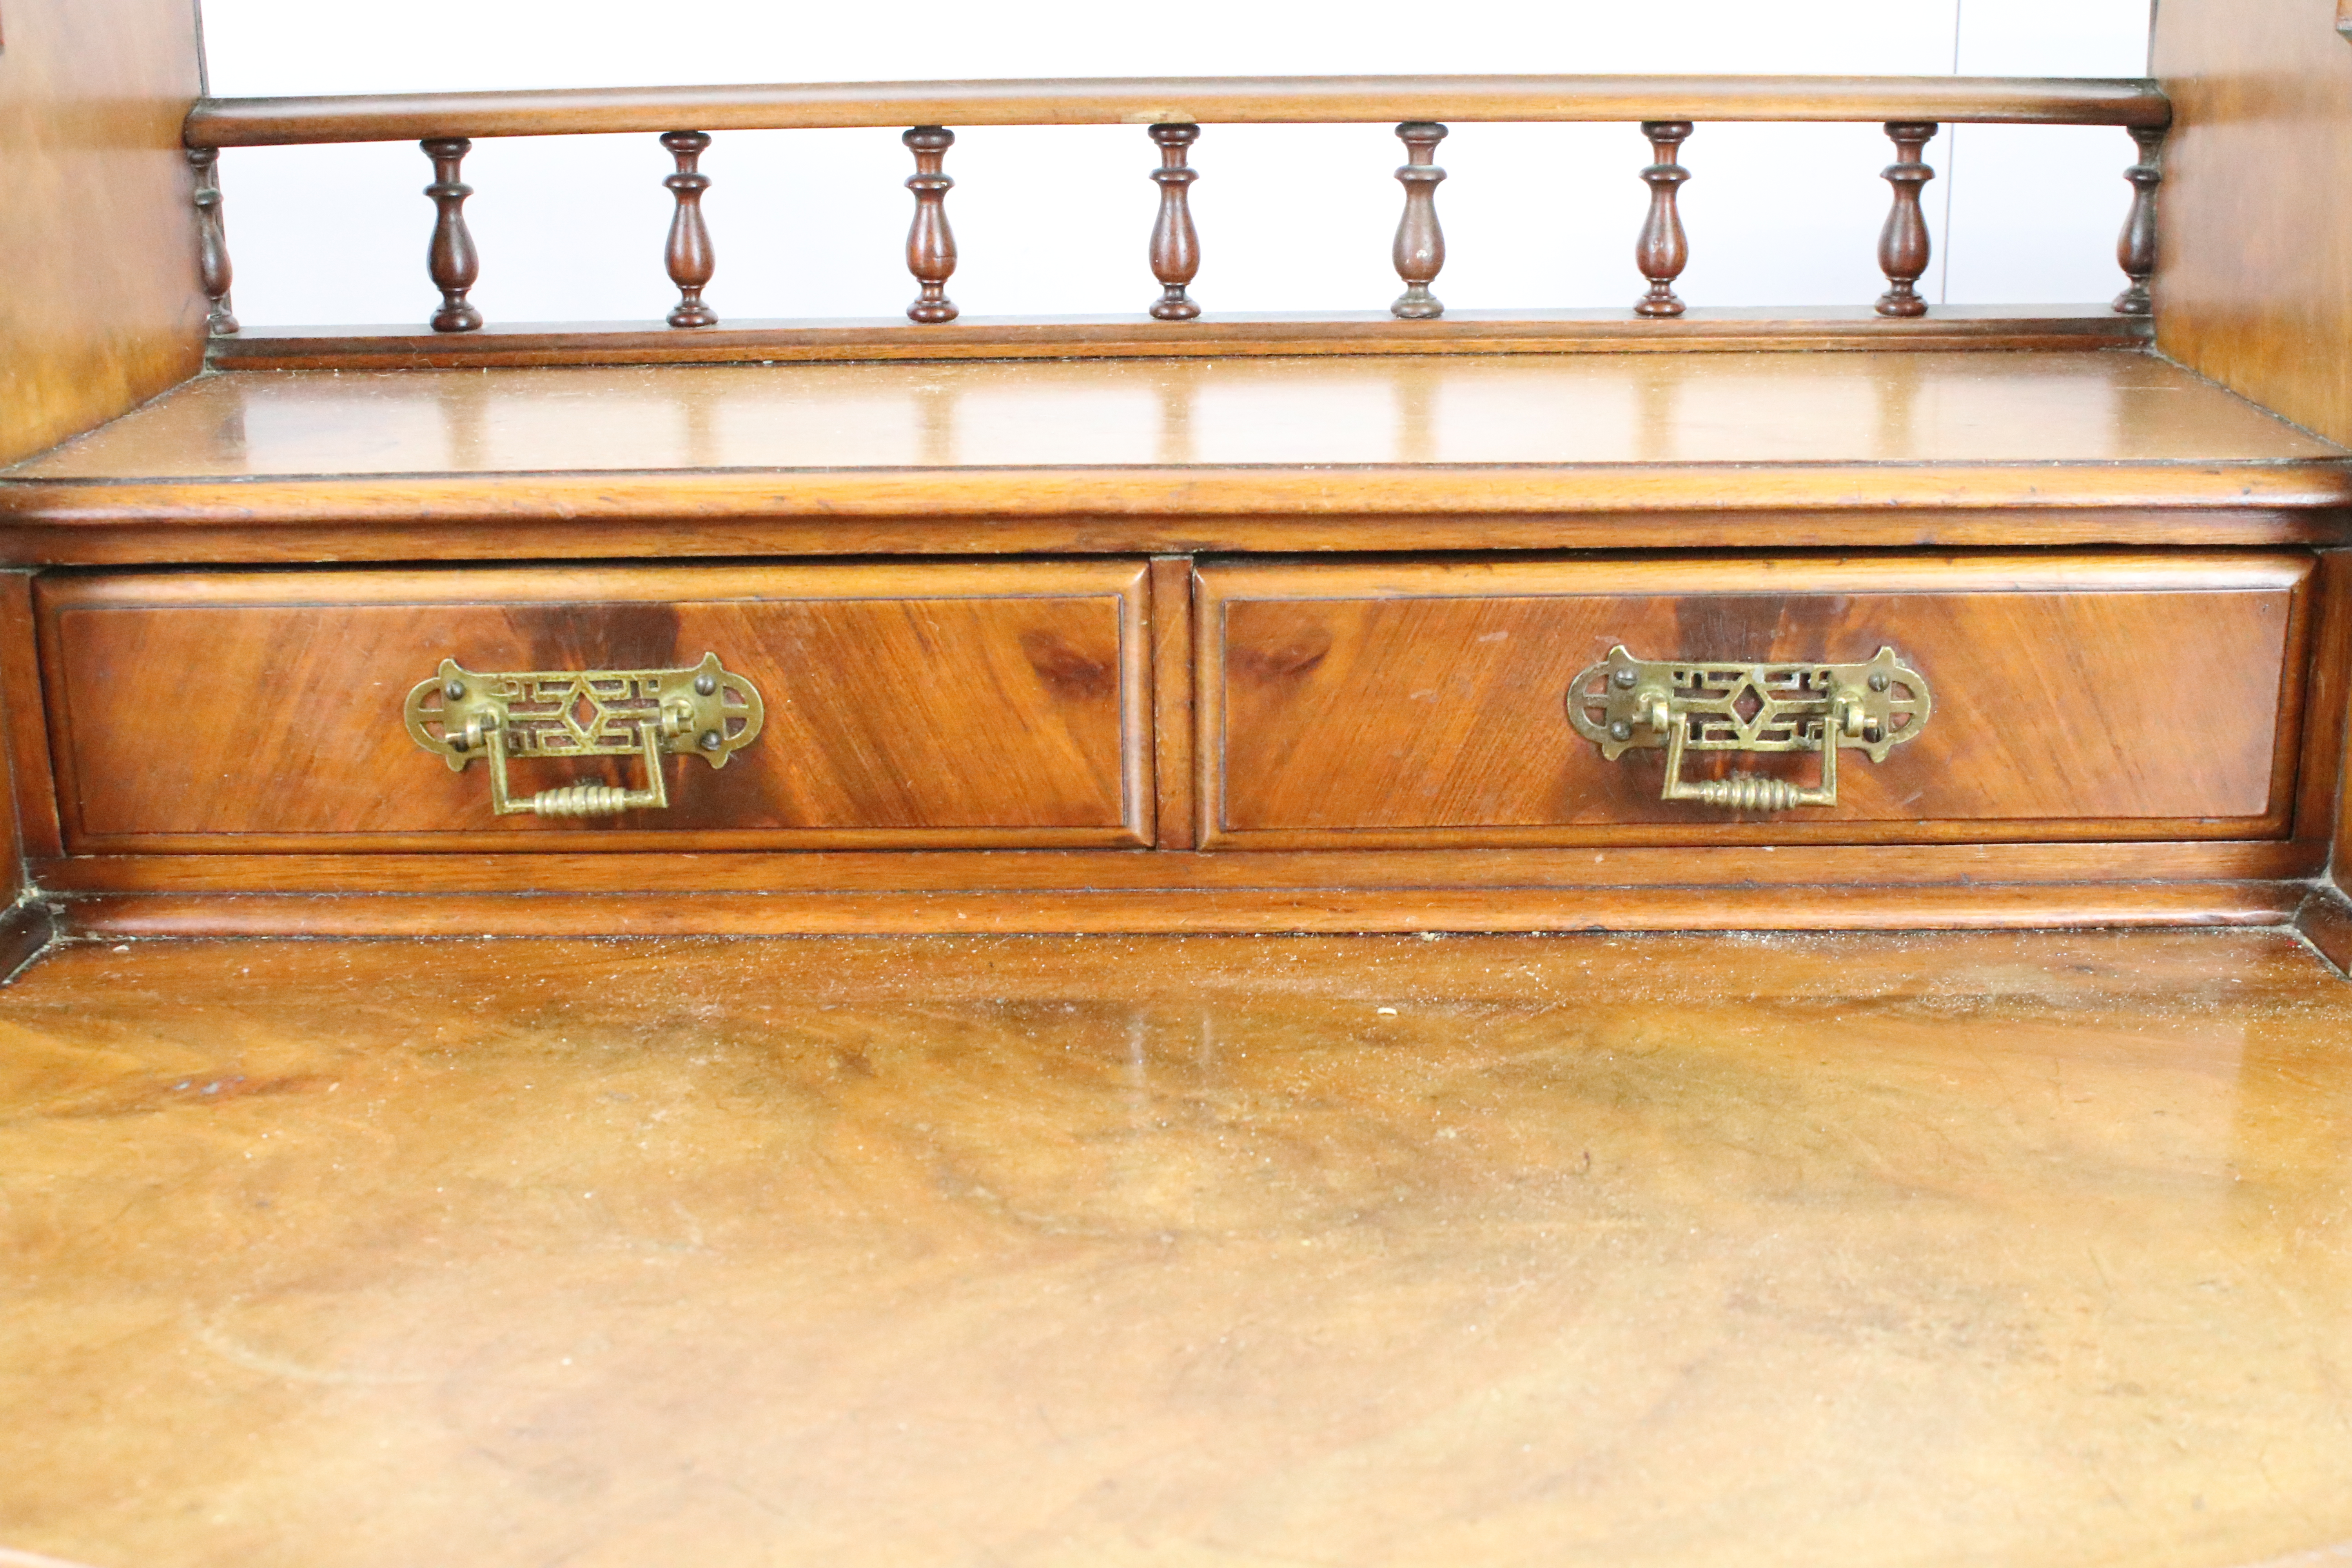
[404,654,765,818]
[1566,644,1930,813]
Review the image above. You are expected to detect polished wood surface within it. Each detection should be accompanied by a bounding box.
[37,563,1154,852]
[1389,122,1448,320]
[1201,554,2310,848]
[0,0,206,466]
[1145,125,1202,321]
[901,127,958,324]
[1633,121,1692,318]
[182,75,2173,147]
[659,131,717,329]
[420,138,482,334]
[1874,122,1938,318]
[201,309,2155,372]
[2114,126,2164,316]
[2155,0,2352,446]
[187,146,238,337]
[1148,556,1198,849]
[9,352,2331,483]
[4,929,2350,1567]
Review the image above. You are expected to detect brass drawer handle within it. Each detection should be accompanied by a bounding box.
[1566,645,1929,811]
[403,654,764,817]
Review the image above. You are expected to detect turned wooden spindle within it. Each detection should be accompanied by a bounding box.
[1634,121,1693,318]
[661,131,717,328]
[421,138,481,333]
[186,147,239,336]
[1390,122,1448,320]
[1147,123,1203,321]
[903,126,958,324]
[1874,122,1938,319]
[2113,126,2165,316]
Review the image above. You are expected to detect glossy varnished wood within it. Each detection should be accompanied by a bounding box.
[181,75,2173,147]
[2,354,2339,566]
[0,0,207,466]
[1200,554,2312,848]
[2,929,2349,1566]
[36,563,1154,852]
[2155,0,2352,446]
[201,309,2155,372]
[19,353,2326,479]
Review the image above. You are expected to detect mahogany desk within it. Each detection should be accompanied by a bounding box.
[4,4,2352,1562]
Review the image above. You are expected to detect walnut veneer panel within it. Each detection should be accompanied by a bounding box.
[38,563,1152,851]
[0,0,206,466]
[5,931,2352,1567]
[2155,0,2352,447]
[11,353,2334,481]
[1201,554,2311,848]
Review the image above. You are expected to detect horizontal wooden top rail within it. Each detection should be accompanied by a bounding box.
[183,74,2171,148]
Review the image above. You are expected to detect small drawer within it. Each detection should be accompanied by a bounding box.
[40,562,1153,851]
[1198,553,2313,848]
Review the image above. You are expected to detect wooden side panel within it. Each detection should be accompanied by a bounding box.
[0,0,206,466]
[2154,0,2352,445]
[39,563,1152,851]
[1200,555,2311,849]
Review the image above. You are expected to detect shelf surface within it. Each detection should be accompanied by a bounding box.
[11,348,2339,481]
[5,349,2343,560]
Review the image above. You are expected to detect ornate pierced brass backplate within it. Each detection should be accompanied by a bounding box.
[1566,645,1930,811]
[403,654,764,817]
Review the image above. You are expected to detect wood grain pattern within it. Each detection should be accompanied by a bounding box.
[10,929,2352,1566]
[1200,554,2311,848]
[45,881,2308,938]
[1149,557,1196,849]
[37,563,1152,852]
[181,76,2173,147]
[2298,549,2352,853]
[2155,0,2352,445]
[0,573,61,860]
[0,0,206,466]
[199,309,2155,372]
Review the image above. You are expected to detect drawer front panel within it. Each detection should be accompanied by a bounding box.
[42,563,1152,851]
[1200,554,2312,848]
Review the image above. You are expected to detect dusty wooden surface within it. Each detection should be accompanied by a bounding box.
[1,929,2348,1568]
